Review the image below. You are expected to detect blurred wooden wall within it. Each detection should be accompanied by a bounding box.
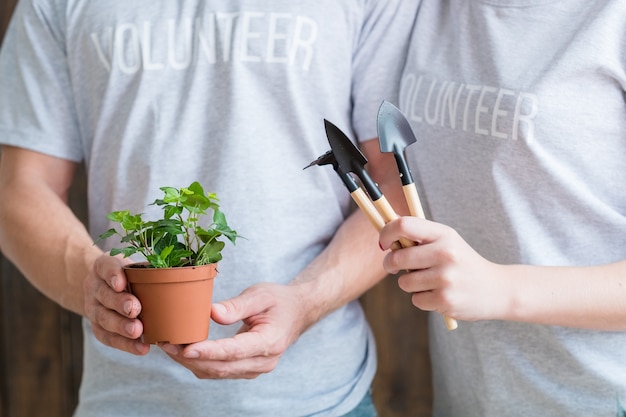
[0,1,432,416]
[0,3,87,411]
[0,6,84,417]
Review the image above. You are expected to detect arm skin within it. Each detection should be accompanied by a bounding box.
[0,146,102,315]
[0,140,408,376]
[379,216,626,331]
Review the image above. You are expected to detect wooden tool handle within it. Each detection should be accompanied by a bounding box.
[372,197,415,248]
[351,189,401,251]
[402,184,426,219]
[403,185,458,330]
[351,188,385,231]
[443,315,458,330]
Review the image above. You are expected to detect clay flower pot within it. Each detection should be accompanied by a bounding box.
[123,262,217,344]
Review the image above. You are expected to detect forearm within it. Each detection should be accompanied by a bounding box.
[0,148,101,315]
[287,138,409,330]
[498,261,626,330]
[288,209,387,330]
[0,181,100,315]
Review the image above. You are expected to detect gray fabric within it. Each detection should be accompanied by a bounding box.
[0,1,419,416]
[401,1,626,416]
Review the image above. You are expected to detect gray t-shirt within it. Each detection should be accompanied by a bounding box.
[0,1,419,416]
[401,0,626,416]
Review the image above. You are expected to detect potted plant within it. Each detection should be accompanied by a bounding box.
[98,181,239,344]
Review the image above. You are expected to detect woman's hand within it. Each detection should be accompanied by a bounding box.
[379,217,509,322]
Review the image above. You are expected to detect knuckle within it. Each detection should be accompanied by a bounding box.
[259,359,279,374]
[229,345,247,360]
[93,306,108,327]
[209,367,230,379]
[387,249,405,269]
[436,244,459,263]
[397,216,413,230]
[250,285,275,304]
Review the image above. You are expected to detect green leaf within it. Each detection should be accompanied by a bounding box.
[154,219,185,235]
[110,247,138,258]
[160,186,181,203]
[120,213,144,232]
[154,233,178,253]
[163,205,182,219]
[197,241,225,265]
[146,253,167,268]
[159,245,174,259]
[213,210,239,243]
[106,210,130,223]
[97,228,118,240]
[167,249,193,267]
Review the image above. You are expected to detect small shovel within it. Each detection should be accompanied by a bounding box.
[378,101,458,330]
[377,100,427,219]
[323,119,414,249]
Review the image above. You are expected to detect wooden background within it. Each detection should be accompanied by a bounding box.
[0,1,432,416]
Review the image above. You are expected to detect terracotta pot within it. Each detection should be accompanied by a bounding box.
[123,262,217,344]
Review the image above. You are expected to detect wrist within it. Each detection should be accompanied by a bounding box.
[494,264,531,322]
[287,268,344,333]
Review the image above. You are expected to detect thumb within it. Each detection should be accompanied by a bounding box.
[210,302,232,324]
[379,216,439,250]
[95,254,128,292]
[211,286,274,325]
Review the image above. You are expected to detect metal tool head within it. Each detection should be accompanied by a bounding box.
[304,149,359,193]
[377,100,417,154]
[324,119,367,174]
[303,149,338,170]
[377,101,418,186]
[323,119,382,201]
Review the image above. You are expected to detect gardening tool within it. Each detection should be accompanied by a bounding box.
[308,119,457,330]
[323,119,414,249]
[377,101,458,330]
[377,100,427,219]
[304,150,385,232]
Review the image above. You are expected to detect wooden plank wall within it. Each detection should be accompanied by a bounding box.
[0,2,433,416]
[0,0,87,402]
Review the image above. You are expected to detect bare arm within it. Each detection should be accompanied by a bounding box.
[379,217,626,330]
[500,262,626,329]
[0,146,102,315]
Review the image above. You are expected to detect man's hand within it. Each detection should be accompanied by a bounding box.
[159,282,309,379]
[83,254,150,355]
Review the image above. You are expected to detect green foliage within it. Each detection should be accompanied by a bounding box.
[98,181,239,268]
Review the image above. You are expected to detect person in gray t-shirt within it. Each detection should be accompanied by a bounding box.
[0,1,419,416]
[378,1,626,416]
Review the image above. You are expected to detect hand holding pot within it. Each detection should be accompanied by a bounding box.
[159,282,308,379]
[83,254,150,355]
[379,216,509,323]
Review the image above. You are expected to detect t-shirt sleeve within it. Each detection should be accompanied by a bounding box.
[0,0,84,162]
[351,0,420,143]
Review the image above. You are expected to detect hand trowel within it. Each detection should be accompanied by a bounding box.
[377,101,458,330]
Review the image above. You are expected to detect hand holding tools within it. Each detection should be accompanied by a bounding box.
[306,111,458,331]
[377,101,458,330]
